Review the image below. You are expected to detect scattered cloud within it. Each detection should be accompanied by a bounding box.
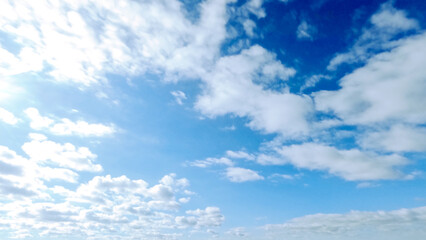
[0,138,223,239]
[176,207,225,228]
[225,167,264,182]
[263,206,426,240]
[49,118,116,137]
[242,0,267,19]
[24,108,54,130]
[317,32,426,126]
[0,0,236,86]
[226,227,248,237]
[269,173,303,181]
[190,157,234,168]
[300,74,330,92]
[0,107,19,125]
[243,19,257,37]
[171,90,187,105]
[260,143,408,181]
[226,150,255,160]
[22,133,103,172]
[296,20,316,40]
[196,45,312,138]
[24,107,115,137]
[358,125,426,152]
[327,1,419,70]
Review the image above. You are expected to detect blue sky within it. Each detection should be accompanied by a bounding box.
[1,0,426,239]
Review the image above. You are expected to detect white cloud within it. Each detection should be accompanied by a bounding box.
[196,45,312,138]
[370,1,419,31]
[0,145,79,201]
[24,108,54,130]
[358,125,426,152]
[226,227,248,237]
[171,90,187,105]
[263,206,426,240]
[190,157,234,168]
[0,107,19,125]
[296,20,316,40]
[22,134,103,172]
[262,143,409,181]
[243,19,257,37]
[327,2,419,70]
[49,118,116,137]
[225,167,264,182]
[24,107,115,137]
[269,173,302,181]
[176,207,225,228]
[0,0,237,86]
[1,140,224,239]
[317,32,426,126]
[226,150,255,160]
[300,74,330,92]
[242,0,267,19]
[0,173,223,239]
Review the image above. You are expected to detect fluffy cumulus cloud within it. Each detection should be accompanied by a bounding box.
[263,206,426,240]
[24,107,115,137]
[196,45,312,137]
[0,141,223,239]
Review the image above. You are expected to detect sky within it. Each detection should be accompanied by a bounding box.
[0,0,426,239]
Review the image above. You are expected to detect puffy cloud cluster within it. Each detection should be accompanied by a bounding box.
[0,141,223,239]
